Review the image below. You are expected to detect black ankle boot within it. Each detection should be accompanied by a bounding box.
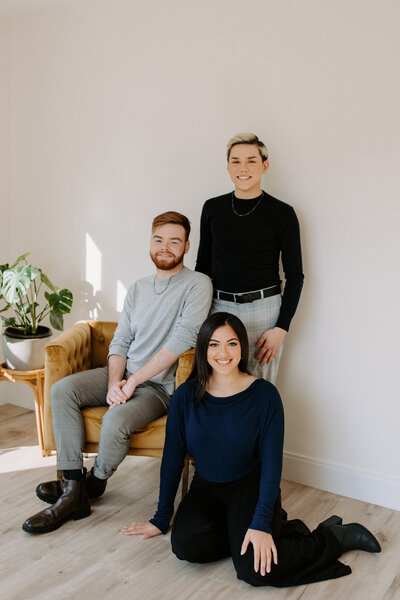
[322,521,381,553]
[319,515,343,527]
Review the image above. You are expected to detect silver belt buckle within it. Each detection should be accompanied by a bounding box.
[233,293,237,304]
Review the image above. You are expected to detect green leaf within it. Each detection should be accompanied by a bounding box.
[50,311,63,330]
[26,266,41,281]
[0,263,10,274]
[22,301,38,314]
[10,252,30,268]
[1,266,32,303]
[40,272,59,293]
[46,289,73,315]
[4,317,17,327]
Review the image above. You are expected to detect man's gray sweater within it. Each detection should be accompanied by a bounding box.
[108,267,213,396]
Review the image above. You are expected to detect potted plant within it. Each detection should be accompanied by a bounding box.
[0,252,73,370]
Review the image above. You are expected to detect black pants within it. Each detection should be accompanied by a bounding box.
[171,468,351,588]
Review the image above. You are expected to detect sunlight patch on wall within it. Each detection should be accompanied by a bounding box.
[85,233,102,319]
[116,280,127,313]
[85,233,102,292]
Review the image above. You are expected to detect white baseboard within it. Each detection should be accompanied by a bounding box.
[283,450,400,512]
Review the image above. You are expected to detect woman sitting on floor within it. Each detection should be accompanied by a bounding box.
[122,312,381,587]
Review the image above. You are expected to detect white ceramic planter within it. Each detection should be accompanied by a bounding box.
[2,326,53,371]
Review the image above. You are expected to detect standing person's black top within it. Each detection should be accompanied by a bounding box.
[195,191,304,332]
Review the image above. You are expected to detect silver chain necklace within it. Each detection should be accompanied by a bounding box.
[231,191,264,217]
[153,275,171,295]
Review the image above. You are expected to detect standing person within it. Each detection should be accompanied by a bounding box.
[123,312,381,588]
[195,133,304,384]
[22,211,213,534]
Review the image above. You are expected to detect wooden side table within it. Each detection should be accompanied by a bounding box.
[0,362,51,457]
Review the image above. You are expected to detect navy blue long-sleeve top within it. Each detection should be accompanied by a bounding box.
[150,378,284,535]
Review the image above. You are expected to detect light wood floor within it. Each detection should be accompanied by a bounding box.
[1,404,399,600]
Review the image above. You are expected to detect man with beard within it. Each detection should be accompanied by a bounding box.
[23,211,213,534]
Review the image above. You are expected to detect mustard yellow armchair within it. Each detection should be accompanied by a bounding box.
[43,320,195,496]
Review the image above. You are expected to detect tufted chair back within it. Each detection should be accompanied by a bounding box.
[43,321,195,485]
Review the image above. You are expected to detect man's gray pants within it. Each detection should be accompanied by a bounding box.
[51,367,170,480]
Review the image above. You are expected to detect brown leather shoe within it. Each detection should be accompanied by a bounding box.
[23,477,91,534]
[36,468,107,504]
[35,478,65,504]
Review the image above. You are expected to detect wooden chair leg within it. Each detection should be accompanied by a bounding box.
[181,456,189,499]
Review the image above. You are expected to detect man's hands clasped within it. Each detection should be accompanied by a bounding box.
[106,379,136,408]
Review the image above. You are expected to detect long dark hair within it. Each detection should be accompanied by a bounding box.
[188,312,250,405]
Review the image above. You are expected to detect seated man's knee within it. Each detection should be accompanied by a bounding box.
[50,376,76,411]
[101,406,131,439]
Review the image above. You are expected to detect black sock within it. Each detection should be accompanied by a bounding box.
[63,469,83,481]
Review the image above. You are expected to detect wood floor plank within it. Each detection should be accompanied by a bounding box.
[1,404,399,600]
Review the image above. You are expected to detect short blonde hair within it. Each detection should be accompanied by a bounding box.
[152,211,191,242]
[227,133,268,162]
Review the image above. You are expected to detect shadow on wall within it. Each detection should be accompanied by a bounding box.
[74,280,115,323]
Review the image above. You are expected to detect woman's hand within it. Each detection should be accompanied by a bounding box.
[121,521,161,539]
[256,327,286,365]
[240,529,278,576]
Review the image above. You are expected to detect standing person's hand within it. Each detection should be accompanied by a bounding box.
[122,521,161,539]
[241,529,278,576]
[256,327,286,365]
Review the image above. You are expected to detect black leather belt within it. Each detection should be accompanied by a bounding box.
[213,284,281,304]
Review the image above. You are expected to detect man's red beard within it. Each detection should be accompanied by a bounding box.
[150,251,185,271]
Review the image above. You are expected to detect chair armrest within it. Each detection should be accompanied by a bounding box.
[88,320,118,368]
[43,321,92,450]
[175,348,195,389]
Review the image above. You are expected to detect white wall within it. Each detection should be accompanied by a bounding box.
[0,16,9,261]
[0,15,10,405]
[1,0,399,508]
